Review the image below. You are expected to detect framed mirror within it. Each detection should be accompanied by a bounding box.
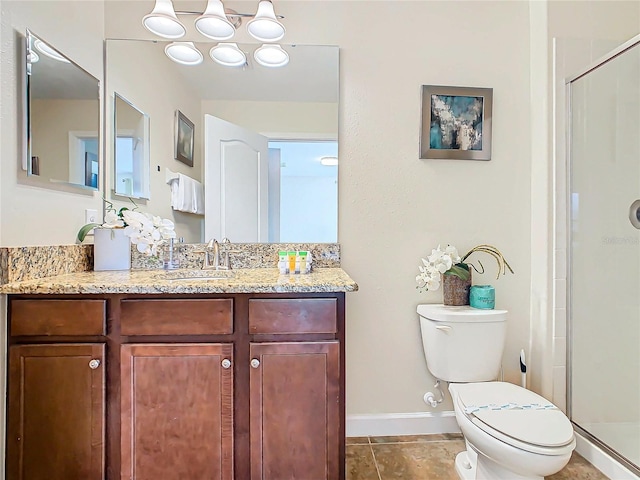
[105,39,338,243]
[25,30,100,190]
[113,93,150,199]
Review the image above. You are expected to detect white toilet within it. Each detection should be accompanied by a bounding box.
[417,304,575,480]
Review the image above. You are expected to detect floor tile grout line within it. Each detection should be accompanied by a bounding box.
[368,442,383,480]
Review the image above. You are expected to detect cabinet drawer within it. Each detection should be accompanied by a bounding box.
[249,298,337,334]
[11,299,106,336]
[121,299,233,335]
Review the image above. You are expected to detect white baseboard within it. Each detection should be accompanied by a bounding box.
[346,411,460,438]
[575,431,639,480]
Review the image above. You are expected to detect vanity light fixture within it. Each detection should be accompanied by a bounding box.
[143,0,288,67]
[195,0,237,40]
[165,42,204,66]
[34,39,70,63]
[209,43,247,67]
[143,0,284,42]
[254,44,289,67]
[320,156,339,166]
[246,0,286,42]
[142,0,186,39]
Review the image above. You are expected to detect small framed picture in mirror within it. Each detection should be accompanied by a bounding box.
[175,110,194,167]
[31,156,40,176]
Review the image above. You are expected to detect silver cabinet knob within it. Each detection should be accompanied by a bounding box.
[89,359,101,369]
[250,358,260,369]
[221,359,231,369]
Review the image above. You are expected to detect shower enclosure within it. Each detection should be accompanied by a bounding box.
[568,36,640,474]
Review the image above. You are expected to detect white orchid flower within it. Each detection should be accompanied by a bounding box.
[121,209,176,257]
[103,210,124,228]
[444,245,461,264]
[425,276,440,290]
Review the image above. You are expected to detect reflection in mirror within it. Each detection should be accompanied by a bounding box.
[114,93,150,199]
[105,39,338,242]
[26,30,100,190]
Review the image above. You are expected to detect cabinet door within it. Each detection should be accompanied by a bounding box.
[121,343,233,480]
[7,343,105,480]
[250,341,340,480]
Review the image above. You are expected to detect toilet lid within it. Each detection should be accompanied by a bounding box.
[453,382,574,448]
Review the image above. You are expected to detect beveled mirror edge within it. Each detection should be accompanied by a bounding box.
[24,29,102,193]
[112,92,151,200]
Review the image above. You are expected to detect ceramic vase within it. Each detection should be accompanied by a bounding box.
[442,270,472,306]
[93,228,131,271]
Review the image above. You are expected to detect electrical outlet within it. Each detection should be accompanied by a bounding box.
[85,209,98,224]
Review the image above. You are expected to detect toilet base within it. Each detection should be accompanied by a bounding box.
[454,451,476,480]
[454,449,544,480]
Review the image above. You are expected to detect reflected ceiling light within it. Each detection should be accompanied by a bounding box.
[247,0,285,42]
[195,0,236,40]
[142,0,186,39]
[28,50,40,63]
[34,39,70,63]
[320,156,339,166]
[165,42,204,65]
[254,44,289,67]
[209,43,247,67]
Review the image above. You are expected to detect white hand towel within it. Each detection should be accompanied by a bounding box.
[168,173,204,215]
[192,179,205,215]
[177,173,195,212]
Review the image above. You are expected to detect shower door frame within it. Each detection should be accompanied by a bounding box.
[565,33,640,477]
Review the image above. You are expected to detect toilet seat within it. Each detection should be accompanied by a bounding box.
[451,382,575,455]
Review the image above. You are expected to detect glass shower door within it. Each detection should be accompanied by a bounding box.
[569,40,640,472]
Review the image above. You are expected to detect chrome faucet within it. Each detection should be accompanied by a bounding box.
[196,238,236,270]
[203,238,221,270]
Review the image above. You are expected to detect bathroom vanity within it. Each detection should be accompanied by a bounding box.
[3,268,357,480]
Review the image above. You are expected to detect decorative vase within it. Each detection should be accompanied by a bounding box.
[93,228,131,271]
[442,270,472,306]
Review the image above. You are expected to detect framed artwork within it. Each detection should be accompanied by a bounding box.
[420,85,493,161]
[175,110,195,167]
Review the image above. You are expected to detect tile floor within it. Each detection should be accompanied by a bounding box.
[346,435,610,480]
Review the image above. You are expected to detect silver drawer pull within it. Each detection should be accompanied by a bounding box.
[221,359,231,369]
[250,358,260,369]
[89,359,101,369]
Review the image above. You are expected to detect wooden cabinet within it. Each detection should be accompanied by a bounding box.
[250,342,340,480]
[7,343,105,480]
[120,343,233,480]
[7,293,345,480]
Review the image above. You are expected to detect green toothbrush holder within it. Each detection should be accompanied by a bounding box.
[470,285,495,309]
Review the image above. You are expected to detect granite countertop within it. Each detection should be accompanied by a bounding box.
[0,268,359,295]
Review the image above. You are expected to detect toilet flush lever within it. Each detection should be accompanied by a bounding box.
[435,325,452,333]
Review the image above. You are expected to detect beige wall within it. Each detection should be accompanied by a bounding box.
[105,39,203,243]
[31,99,100,183]
[0,1,104,247]
[270,0,534,414]
[202,100,338,138]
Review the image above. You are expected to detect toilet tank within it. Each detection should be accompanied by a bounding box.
[417,304,507,382]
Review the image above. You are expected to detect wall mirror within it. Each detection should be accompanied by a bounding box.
[113,93,150,199]
[105,39,338,242]
[25,30,100,190]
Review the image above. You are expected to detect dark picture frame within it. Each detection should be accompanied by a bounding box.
[175,110,194,167]
[420,85,493,161]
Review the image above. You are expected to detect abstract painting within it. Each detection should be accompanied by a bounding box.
[420,85,493,160]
